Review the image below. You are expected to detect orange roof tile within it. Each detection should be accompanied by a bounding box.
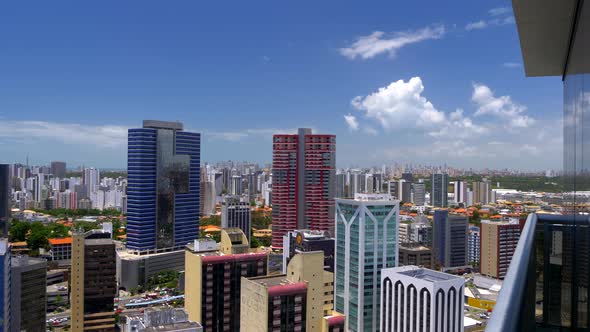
[48,237,72,246]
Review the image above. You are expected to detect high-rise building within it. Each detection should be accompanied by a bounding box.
[241,251,345,332]
[431,172,449,207]
[433,210,468,270]
[230,175,242,196]
[246,173,257,201]
[50,161,66,179]
[0,165,9,237]
[388,180,399,200]
[71,230,116,332]
[199,168,207,217]
[10,256,46,332]
[282,229,335,273]
[127,120,200,252]
[83,167,100,195]
[335,193,399,332]
[412,183,426,206]
[221,195,251,242]
[380,266,464,332]
[0,239,10,332]
[401,180,412,203]
[184,229,268,331]
[472,181,492,205]
[402,173,414,183]
[336,173,346,198]
[468,226,480,265]
[480,220,521,279]
[454,180,467,205]
[271,128,336,248]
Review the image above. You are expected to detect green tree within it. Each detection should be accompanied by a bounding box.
[73,220,100,232]
[27,222,49,251]
[9,220,30,242]
[46,222,69,238]
[250,236,262,248]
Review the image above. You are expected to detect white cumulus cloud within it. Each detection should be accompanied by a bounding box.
[344,114,359,131]
[472,83,534,128]
[429,108,489,139]
[340,25,445,60]
[351,77,446,130]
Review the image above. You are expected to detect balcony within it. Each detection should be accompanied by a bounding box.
[487,213,590,331]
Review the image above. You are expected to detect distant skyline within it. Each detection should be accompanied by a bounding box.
[0,1,562,170]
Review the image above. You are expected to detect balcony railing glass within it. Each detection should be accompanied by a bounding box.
[487,213,590,331]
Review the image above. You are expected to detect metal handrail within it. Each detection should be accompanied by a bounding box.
[486,213,586,331]
[486,213,538,331]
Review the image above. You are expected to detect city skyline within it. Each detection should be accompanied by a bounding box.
[0,1,563,170]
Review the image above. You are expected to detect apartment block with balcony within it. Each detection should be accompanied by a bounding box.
[480,220,521,279]
[184,230,268,332]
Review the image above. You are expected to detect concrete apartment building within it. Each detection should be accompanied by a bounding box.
[433,210,469,271]
[282,229,335,273]
[399,244,434,269]
[480,220,522,279]
[10,256,47,332]
[184,229,268,331]
[240,251,345,332]
[71,230,117,332]
[221,195,251,243]
[271,128,336,247]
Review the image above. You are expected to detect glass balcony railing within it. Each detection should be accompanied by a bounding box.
[487,213,590,331]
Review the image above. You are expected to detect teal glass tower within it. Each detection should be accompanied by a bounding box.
[334,193,399,332]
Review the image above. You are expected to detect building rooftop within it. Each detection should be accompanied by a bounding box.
[85,238,114,246]
[246,274,308,296]
[399,245,431,252]
[11,255,46,268]
[394,265,460,283]
[143,120,183,131]
[49,237,72,245]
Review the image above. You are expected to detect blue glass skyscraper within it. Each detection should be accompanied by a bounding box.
[127,120,200,252]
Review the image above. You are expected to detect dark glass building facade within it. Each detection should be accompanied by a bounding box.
[127,120,200,252]
[431,173,448,207]
[0,164,9,237]
[0,240,9,332]
[433,210,468,270]
[487,1,590,330]
[10,256,46,332]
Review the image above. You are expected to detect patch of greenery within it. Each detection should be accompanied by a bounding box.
[32,208,121,218]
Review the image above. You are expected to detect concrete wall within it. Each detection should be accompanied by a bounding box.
[184,250,203,324]
[240,277,269,332]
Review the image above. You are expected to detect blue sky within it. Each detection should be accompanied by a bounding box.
[0,1,563,170]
